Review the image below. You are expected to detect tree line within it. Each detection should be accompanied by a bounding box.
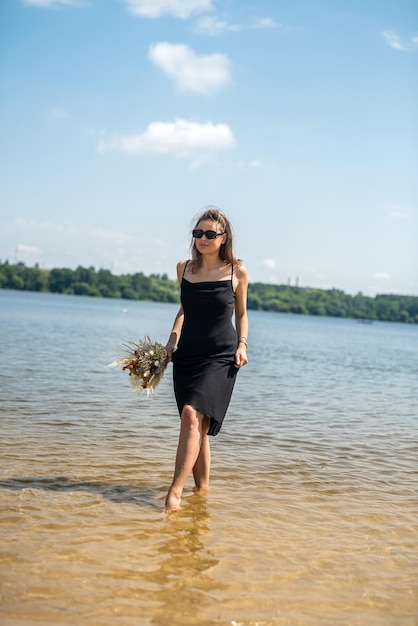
[1,261,417,323]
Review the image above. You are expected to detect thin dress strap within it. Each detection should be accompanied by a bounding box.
[182,260,189,279]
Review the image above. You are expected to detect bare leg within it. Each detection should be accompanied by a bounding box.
[165,405,208,509]
[192,430,211,491]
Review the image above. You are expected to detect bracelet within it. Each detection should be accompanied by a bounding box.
[238,336,248,347]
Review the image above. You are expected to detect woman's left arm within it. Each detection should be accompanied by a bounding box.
[234,265,249,368]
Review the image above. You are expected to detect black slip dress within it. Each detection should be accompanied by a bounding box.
[172,262,238,436]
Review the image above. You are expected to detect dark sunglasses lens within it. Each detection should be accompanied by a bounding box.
[193,229,218,239]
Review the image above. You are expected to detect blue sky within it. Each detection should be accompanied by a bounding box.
[1,0,417,295]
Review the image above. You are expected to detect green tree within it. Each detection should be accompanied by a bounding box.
[1,261,417,324]
[305,289,328,316]
[23,266,48,292]
[49,268,75,293]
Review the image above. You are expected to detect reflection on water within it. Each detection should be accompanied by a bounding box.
[147,495,223,626]
[0,476,161,509]
[0,291,417,625]
[0,472,222,626]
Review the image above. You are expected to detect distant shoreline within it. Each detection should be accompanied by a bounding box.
[1,261,417,324]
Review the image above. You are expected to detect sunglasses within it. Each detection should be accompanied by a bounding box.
[193,229,226,240]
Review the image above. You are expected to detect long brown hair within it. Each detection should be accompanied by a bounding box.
[189,206,242,273]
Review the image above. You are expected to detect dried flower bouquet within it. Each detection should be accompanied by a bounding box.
[109,336,168,395]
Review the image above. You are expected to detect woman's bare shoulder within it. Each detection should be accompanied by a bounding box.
[235,263,248,282]
[176,259,189,270]
[176,259,189,282]
[232,262,248,293]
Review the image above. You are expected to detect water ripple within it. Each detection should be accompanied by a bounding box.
[1,292,417,625]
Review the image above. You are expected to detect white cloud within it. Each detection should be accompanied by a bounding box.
[148,42,230,95]
[386,205,411,220]
[261,259,276,269]
[374,272,390,281]
[90,227,136,244]
[47,106,70,120]
[194,16,241,36]
[388,210,410,220]
[123,0,213,19]
[188,156,264,171]
[16,244,41,256]
[304,266,329,282]
[188,153,219,170]
[381,30,418,52]
[15,218,140,244]
[226,158,264,171]
[253,17,281,29]
[98,119,236,155]
[15,216,77,234]
[23,0,85,7]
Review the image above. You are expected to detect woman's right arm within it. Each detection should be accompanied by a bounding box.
[165,261,187,362]
[165,305,184,362]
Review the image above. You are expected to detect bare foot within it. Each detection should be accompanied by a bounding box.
[165,488,182,511]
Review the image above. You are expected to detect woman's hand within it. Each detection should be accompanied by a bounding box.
[234,265,249,369]
[165,306,183,363]
[165,331,178,363]
[165,340,176,363]
[235,344,248,368]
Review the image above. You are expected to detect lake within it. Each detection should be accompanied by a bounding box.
[0,289,417,626]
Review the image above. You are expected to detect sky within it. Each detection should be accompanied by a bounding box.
[1,0,417,296]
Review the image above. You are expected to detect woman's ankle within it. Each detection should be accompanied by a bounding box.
[193,481,209,491]
[165,486,182,509]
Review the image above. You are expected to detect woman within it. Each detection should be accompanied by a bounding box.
[165,207,249,510]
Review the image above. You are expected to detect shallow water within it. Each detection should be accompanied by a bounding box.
[0,290,417,625]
